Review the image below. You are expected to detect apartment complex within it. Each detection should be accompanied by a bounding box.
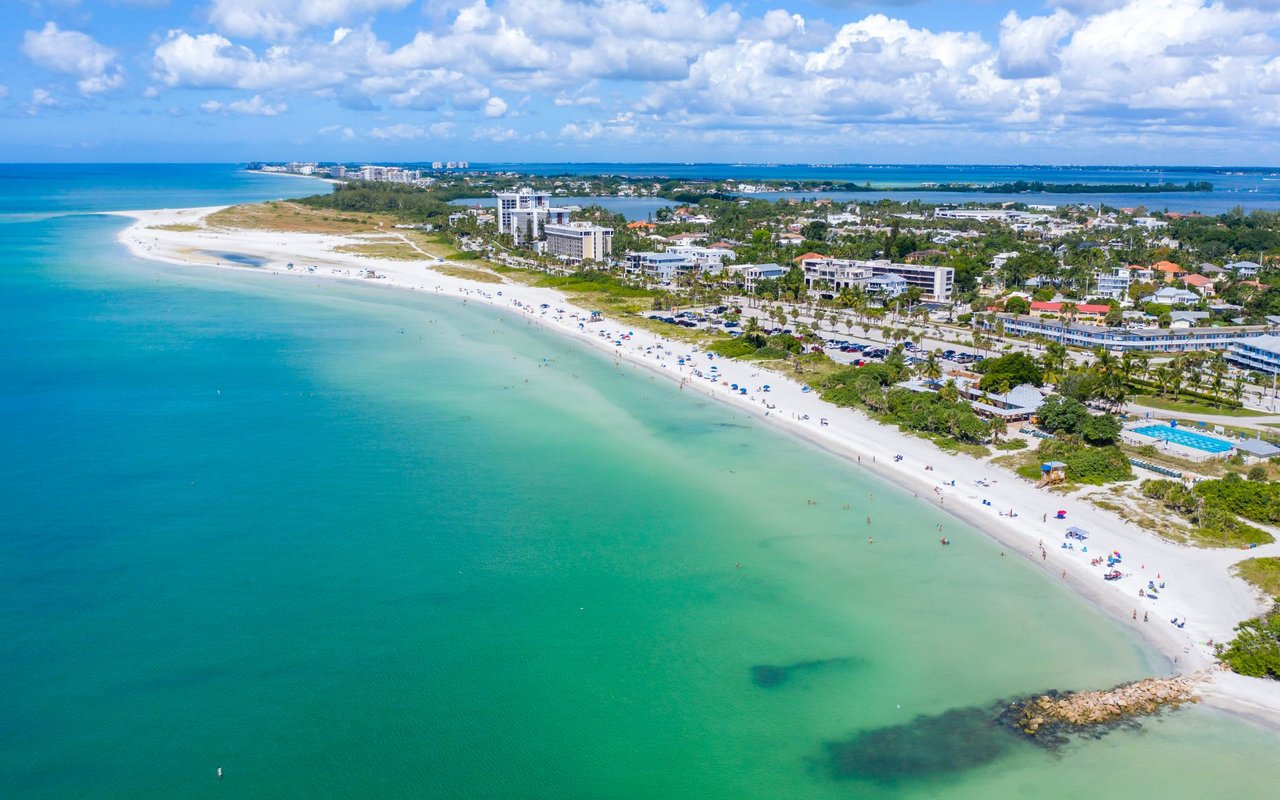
[544,222,613,264]
[796,255,954,302]
[983,313,1272,352]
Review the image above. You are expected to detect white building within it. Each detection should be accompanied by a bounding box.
[739,264,787,293]
[496,188,571,244]
[544,221,613,264]
[625,252,691,281]
[866,260,954,302]
[1095,266,1131,301]
[796,256,871,298]
[1229,334,1280,374]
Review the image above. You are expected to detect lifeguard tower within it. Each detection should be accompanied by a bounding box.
[1037,461,1067,488]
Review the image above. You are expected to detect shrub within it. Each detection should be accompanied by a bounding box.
[1219,605,1280,679]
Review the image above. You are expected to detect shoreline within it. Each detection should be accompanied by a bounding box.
[108,205,1280,725]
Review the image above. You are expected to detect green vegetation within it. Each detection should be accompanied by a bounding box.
[818,364,992,445]
[1217,604,1280,679]
[1016,435,1133,485]
[1194,472,1280,527]
[1036,395,1122,444]
[975,352,1042,392]
[148,222,203,232]
[295,181,454,224]
[1234,557,1280,600]
[1140,478,1273,547]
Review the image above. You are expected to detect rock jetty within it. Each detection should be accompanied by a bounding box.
[999,672,1209,746]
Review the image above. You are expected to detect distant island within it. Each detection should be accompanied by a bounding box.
[860,180,1214,195]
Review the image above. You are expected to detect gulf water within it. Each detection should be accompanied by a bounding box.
[2,166,1279,798]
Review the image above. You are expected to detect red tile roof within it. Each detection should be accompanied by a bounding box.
[1182,274,1214,287]
[1030,301,1111,314]
[794,252,827,263]
[1153,260,1185,273]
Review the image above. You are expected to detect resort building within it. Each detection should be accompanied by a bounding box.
[543,222,613,264]
[982,314,1271,352]
[793,255,954,302]
[1228,334,1280,374]
[496,188,572,244]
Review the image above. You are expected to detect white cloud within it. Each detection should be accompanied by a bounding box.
[153,30,329,90]
[997,10,1078,79]
[28,87,59,114]
[208,0,413,40]
[21,22,124,94]
[128,0,1280,155]
[201,94,287,115]
[483,96,508,117]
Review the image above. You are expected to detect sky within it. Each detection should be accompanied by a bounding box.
[5,0,1280,164]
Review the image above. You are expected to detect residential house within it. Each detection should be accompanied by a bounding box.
[1095,266,1131,301]
[1227,260,1262,277]
[1143,286,1200,306]
[739,263,787,293]
[1181,273,1216,296]
[1152,261,1186,282]
[867,273,909,299]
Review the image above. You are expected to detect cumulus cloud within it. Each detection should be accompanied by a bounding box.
[208,0,414,40]
[21,22,124,94]
[483,96,508,117]
[201,94,287,115]
[129,0,1280,151]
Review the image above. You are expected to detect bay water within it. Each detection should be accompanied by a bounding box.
[2,166,1279,798]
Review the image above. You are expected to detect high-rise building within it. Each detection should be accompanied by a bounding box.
[496,188,571,244]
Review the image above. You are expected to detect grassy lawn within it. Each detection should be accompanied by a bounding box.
[207,202,393,234]
[1128,393,1262,417]
[430,265,503,284]
[404,230,462,259]
[1234,557,1280,600]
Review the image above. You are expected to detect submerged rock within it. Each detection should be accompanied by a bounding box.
[749,657,858,688]
[824,707,1019,782]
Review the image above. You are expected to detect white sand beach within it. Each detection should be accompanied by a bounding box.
[112,205,1280,723]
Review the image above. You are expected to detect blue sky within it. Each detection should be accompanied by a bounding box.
[5,0,1280,164]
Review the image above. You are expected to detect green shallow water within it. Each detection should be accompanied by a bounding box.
[2,212,1279,798]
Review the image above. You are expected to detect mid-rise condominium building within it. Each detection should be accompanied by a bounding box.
[544,222,613,263]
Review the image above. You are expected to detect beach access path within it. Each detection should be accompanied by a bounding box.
[111,205,1280,726]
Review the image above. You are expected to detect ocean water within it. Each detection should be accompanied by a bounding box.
[2,166,1280,798]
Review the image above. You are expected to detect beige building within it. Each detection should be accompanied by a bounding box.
[544,221,613,263]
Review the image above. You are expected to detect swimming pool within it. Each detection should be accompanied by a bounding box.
[1130,425,1234,454]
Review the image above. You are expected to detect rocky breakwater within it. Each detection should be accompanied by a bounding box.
[998,672,1210,747]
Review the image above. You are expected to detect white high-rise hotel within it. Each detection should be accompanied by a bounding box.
[496,188,571,244]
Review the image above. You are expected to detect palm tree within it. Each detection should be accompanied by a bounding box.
[988,417,1007,444]
[920,351,942,381]
[1228,380,1246,407]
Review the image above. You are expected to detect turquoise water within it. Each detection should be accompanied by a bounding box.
[1131,425,1234,453]
[3,166,1280,798]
